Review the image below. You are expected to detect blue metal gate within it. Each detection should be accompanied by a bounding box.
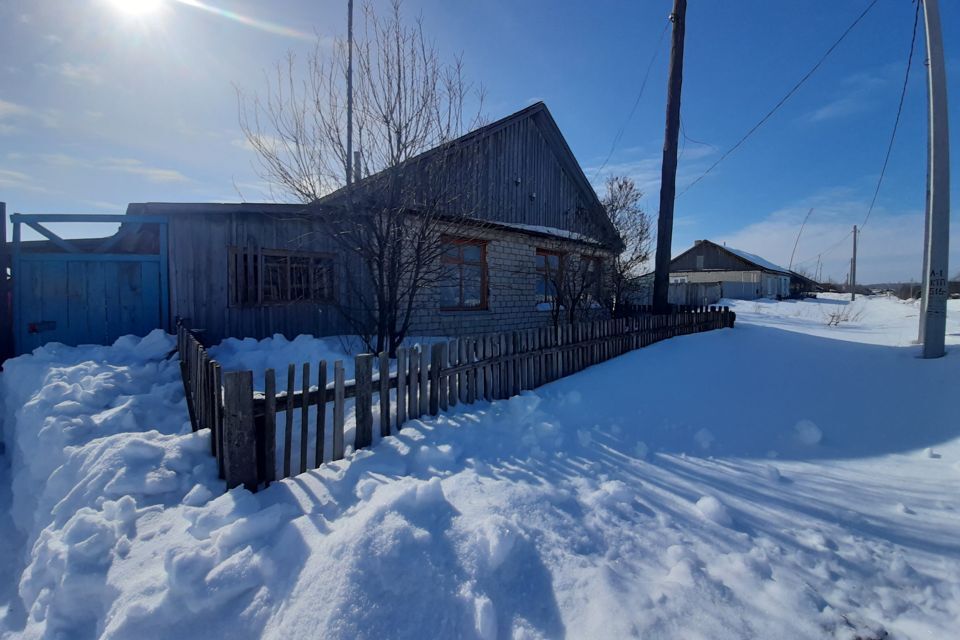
[10,213,169,355]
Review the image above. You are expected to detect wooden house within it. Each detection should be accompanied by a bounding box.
[668,240,819,300]
[6,102,623,352]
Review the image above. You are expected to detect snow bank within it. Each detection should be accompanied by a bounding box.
[2,296,959,639]
[0,331,224,638]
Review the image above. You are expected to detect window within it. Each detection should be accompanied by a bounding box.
[581,255,603,302]
[535,249,563,303]
[229,247,335,307]
[440,237,487,310]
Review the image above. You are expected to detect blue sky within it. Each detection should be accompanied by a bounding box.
[1,0,957,282]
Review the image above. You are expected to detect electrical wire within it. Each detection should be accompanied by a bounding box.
[791,0,921,270]
[677,0,881,197]
[591,20,670,181]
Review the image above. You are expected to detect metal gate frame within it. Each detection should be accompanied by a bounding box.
[10,213,169,354]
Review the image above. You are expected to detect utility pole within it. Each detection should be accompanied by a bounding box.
[850,225,857,301]
[652,0,687,313]
[346,0,354,186]
[920,0,950,359]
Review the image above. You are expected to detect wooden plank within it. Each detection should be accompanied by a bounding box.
[439,342,449,412]
[466,338,476,404]
[458,339,468,403]
[447,339,459,407]
[222,371,258,491]
[408,346,420,419]
[263,369,277,484]
[379,352,390,437]
[354,354,373,449]
[429,342,443,415]
[299,362,311,474]
[212,362,225,480]
[283,363,295,478]
[396,347,407,427]
[315,361,327,467]
[482,336,492,401]
[419,345,430,417]
[332,361,345,460]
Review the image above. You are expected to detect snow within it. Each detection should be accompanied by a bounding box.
[495,222,602,245]
[723,245,792,274]
[2,293,960,639]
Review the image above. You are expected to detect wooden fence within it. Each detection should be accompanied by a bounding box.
[178,307,735,491]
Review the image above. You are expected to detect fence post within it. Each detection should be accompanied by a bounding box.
[429,342,443,415]
[222,371,258,491]
[355,354,373,449]
[438,342,449,412]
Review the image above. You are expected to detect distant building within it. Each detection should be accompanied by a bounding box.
[667,240,819,300]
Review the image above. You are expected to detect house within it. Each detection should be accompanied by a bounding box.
[667,240,819,300]
[5,102,623,353]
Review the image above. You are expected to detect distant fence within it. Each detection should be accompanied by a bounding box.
[178,307,736,491]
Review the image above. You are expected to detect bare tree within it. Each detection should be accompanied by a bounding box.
[600,176,652,315]
[239,0,485,355]
[545,254,603,327]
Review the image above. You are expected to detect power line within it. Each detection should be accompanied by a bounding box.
[591,21,670,181]
[859,0,920,230]
[791,0,920,271]
[677,0,881,197]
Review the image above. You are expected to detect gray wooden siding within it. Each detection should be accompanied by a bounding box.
[416,112,608,242]
[671,242,757,273]
[168,212,357,342]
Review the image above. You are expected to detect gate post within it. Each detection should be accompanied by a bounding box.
[222,370,259,491]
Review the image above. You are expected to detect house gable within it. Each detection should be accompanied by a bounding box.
[319,102,622,251]
[670,240,789,274]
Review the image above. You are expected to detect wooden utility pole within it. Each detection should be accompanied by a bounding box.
[920,0,950,359]
[850,225,857,301]
[346,0,354,186]
[652,0,687,313]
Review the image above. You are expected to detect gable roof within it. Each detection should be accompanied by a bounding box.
[671,239,792,275]
[316,102,623,251]
[722,246,792,275]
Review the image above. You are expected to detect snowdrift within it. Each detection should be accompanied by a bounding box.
[0,295,958,639]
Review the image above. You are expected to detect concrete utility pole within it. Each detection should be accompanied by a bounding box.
[652,0,687,313]
[346,0,354,186]
[850,225,857,301]
[920,0,950,359]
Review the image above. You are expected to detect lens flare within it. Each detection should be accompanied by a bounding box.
[174,0,313,41]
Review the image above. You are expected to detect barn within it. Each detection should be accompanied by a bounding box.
[3,102,623,354]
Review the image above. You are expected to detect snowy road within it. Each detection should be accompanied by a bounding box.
[2,295,958,639]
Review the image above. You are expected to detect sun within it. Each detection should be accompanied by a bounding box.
[106,0,164,16]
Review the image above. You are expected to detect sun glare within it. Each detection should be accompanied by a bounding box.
[107,0,163,16]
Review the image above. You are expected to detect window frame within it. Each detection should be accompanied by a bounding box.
[439,236,488,311]
[535,248,564,305]
[228,246,336,308]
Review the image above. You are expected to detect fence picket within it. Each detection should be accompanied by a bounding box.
[420,345,430,417]
[355,354,373,450]
[263,369,276,484]
[300,362,311,474]
[396,347,407,427]
[283,364,295,479]
[430,342,443,415]
[316,361,327,467]
[409,346,420,419]
[379,352,390,438]
[333,361,345,460]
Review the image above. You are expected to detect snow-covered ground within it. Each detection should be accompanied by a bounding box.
[2,294,959,639]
